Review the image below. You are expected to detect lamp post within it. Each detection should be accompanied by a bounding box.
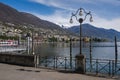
[70,8,93,55]
[70,8,93,73]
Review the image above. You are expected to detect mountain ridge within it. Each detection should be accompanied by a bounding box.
[0,2,68,35]
[67,24,120,41]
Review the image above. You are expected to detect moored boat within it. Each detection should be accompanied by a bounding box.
[0,40,18,46]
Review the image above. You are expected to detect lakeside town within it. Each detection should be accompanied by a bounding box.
[0,21,108,45]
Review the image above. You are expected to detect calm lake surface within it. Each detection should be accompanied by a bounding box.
[33,42,120,60]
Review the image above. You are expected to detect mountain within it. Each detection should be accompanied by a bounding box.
[0,2,68,35]
[67,24,120,41]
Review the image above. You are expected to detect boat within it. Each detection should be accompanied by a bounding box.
[0,40,18,46]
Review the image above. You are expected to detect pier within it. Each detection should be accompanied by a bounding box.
[0,46,26,52]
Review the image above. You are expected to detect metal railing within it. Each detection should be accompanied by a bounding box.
[38,56,76,71]
[85,58,120,76]
[36,55,120,76]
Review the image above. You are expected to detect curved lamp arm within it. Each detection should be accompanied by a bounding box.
[70,8,93,24]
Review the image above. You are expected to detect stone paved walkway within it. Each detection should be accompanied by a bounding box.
[0,63,117,80]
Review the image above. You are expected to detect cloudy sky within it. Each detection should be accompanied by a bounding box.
[0,0,120,31]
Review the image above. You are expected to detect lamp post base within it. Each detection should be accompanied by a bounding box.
[75,54,85,74]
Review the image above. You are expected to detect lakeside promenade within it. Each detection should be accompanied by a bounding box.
[0,63,117,80]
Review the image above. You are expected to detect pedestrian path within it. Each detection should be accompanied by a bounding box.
[0,63,116,80]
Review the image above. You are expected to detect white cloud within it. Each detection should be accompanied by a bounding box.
[32,10,120,32]
[32,10,75,27]
[29,0,96,10]
[92,16,120,31]
[30,0,120,10]
[29,0,120,31]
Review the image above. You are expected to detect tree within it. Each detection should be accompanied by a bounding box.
[48,37,57,42]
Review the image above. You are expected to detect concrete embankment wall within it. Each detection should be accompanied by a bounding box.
[0,53,34,67]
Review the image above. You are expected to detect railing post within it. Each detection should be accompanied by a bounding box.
[65,57,67,70]
[96,59,98,75]
[112,60,114,76]
[90,58,92,72]
[34,54,37,68]
[56,57,58,69]
[36,55,39,67]
[54,56,56,69]
[39,55,41,65]
[75,58,77,70]
[45,56,48,67]
[109,60,111,76]
[70,57,72,69]
[85,58,86,73]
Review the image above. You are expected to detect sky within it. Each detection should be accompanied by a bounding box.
[0,0,120,31]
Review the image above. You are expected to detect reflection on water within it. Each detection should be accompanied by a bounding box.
[33,42,120,60]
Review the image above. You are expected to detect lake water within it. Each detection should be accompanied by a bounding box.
[33,42,120,60]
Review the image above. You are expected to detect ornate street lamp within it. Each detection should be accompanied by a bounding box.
[70,8,93,73]
[70,8,93,55]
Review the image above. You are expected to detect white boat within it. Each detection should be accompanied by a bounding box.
[0,40,18,46]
